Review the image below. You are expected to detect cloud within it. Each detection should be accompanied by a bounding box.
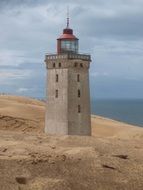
[0,69,32,78]
[16,87,29,93]
[91,72,110,77]
[93,39,143,55]
[0,69,32,85]
[0,0,143,99]
[0,50,25,66]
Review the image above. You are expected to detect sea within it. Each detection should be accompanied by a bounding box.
[91,99,143,128]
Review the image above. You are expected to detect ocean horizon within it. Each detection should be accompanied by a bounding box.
[91,99,143,128]
[6,94,143,128]
[37,97,143,127]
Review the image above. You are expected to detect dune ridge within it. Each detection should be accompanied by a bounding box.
[0,95,143,190]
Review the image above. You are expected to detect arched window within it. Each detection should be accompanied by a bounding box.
[59,62,61,67]
[80,63,83,68]
[53,63,55,68]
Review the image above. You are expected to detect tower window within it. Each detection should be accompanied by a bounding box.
[53,63,55,68]
[78,89,81,97]
[59,62,61,67]
[80,63,83,68]
[77,74,80,82]
[78,105,81,113]
[56,74,58,82]
[55,90,58,98]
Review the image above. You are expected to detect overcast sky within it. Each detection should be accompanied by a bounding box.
[0,0,143,99]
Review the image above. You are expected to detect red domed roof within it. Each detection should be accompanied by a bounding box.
[57,28,78,40]
[58,33,77,40]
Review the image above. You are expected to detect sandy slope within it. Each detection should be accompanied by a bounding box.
[0,95,45,133]
[0,95,143,190]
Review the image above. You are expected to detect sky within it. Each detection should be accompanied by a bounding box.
[0,0,143,99]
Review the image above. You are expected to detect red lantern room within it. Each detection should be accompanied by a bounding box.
[57,13,79,54]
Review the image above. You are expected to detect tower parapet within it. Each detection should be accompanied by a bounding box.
[45,53,91,61]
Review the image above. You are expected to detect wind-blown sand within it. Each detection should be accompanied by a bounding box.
[0,95,143,190]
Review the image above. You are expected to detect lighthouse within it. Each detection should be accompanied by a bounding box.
[45,15,91,136]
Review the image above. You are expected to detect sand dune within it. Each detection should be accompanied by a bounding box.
[0,95,45,133]
[0,95,143,190]
[0,95,142,138]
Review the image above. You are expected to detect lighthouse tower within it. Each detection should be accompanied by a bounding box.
[45,15,91,136]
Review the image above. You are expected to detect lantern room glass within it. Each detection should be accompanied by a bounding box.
[61,40,78,53]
